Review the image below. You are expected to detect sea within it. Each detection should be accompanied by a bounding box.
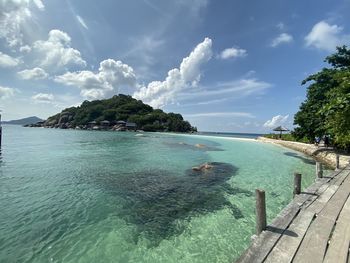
[0,125,328,263]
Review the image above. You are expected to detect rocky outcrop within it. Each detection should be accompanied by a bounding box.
[192,162,213,171]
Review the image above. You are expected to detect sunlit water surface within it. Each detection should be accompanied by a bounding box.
[0,125,328,263]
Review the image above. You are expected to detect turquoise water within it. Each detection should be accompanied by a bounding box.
[0,125,327,263]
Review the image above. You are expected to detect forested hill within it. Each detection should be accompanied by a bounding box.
[44,94,197,132]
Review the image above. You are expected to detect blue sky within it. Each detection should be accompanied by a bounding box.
[0,0,349,132]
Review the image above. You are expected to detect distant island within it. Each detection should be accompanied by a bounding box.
[26,94,197,133]
[2,116,43,125]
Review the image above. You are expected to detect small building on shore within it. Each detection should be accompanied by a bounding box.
[100,120,110,129]
[87,121,97,129]
[126,122,137,131]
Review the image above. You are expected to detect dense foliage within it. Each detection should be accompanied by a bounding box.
[293,46,350,150]
[46,94,197,132]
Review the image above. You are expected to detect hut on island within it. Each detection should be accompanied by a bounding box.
[87,121,97,129]
[273,126,289,139]
[100,120,110,130]
[126,122,137,131]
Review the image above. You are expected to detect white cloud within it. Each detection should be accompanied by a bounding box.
[125,35,165,67]
[0,0,45,47]
[180,78,271,104]
[18,67,48,80]
[19,45,31,53]
[305,21,350,52]
[76,15,88,30]
[133,37,213,108]
[0,52,20,67]
[33,29,87,70]
[176,0,208,18]
[276,22,285,30]
[31,93,54,103]
[184,112,255,118]
[0,86,15,99]
[33,0,44,11]
[218,47,247,59]
[271,33,293,47]
[54,59,137,100]
[263,114,289,128]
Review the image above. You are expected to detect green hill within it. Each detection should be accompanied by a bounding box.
[44,94,196,132]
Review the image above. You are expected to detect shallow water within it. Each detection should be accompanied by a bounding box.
[0,125,329,263]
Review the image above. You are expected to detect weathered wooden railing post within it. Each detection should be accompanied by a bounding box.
[293,173,302,197]
[256,189,266,235]
[0,111,2,148]
[336,154,340,170]
[316,161,323,178]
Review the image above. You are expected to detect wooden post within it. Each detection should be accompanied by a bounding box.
[293,173,302,197]
[0,112,2,148]
[336,154,340,170]
[256,189,266,235]
[316,162,323,178]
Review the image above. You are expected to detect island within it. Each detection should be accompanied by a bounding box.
[25,94,197,133]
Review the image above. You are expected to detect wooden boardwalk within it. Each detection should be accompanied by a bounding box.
[236,164,350,263]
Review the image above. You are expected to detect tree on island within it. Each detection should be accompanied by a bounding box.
[44,94,197,133]
[293,46,350,151]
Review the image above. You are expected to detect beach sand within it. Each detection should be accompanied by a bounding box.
[257,137,350,169]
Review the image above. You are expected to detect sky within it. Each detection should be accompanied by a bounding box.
[0,0,349,132]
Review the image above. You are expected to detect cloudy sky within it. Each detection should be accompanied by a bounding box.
[0,0,349,132]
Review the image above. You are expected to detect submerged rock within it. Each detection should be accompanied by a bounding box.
[191,162,213,171]
[195,143,206,148]
[95,162,250,246]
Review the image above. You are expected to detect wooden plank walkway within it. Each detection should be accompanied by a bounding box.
[236,165,350,263]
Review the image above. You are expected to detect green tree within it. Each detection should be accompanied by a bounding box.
[45,94,196,133]
[294,46,350,150]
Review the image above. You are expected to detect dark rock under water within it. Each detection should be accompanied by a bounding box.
[95,162,252,245]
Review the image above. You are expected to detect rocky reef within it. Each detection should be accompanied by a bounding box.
[95,162,252,245]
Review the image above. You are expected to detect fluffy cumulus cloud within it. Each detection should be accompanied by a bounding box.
[263,114,289,128]
[271,33,293,47]
[0,85,15,99]
[17,67,48,80]
[305,21,350,52]
[0,51,20,67]
[33,29,87,70]
[31,93,54,103]
[218,47,247,59]
[0,0,45,47]
[19,45,31,53]
[133,37,213,108]
[54,59,137,100]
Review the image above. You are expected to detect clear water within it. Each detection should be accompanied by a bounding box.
[0,125,328,263]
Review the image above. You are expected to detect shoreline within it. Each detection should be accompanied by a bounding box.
[164,132,259,142]
[257,136,350,169]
